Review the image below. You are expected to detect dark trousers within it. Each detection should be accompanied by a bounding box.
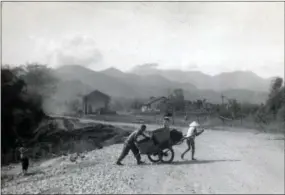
[181,138,195,159]
[21,157,29,171]
[117,143,141,163]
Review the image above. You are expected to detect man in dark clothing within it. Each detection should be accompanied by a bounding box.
[116,125,148,165]
[163,116,171,129]
[19,147,29,175]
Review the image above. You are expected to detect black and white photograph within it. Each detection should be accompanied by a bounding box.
[1,1,284,194]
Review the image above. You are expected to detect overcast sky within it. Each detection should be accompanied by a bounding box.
[2,2,284,78]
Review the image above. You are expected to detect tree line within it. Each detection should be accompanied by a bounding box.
[127,78,284,126]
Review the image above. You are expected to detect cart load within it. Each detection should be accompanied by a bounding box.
[136,128,170,152]
[170,129,184,144]
[135,128,184,164]
[135,138,156,154]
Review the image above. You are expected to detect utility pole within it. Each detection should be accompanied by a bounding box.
[221,94,225,106]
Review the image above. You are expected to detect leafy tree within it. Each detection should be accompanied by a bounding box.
[266,77,284,119]
[131,99,144,110]
[1,64,59,163]
[15,63,59,98]
[196,99,203,110]
[269,77,283,98]
[228,99,241,119]
[169,88,185,112]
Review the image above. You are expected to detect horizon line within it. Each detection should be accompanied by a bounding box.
[58,64,283,80]
[3,63,284,80]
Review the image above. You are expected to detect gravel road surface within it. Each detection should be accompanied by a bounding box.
[1,126,284,194]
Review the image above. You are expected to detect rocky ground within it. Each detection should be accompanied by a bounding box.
[1,123,284,194]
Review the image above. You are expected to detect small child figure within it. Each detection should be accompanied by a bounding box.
[19,147,29,175]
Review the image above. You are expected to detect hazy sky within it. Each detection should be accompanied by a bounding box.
[2,2,284,78]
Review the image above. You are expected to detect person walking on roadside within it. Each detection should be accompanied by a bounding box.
[19,147,29,175]
[181,121,205,160]
[116,125,148,166]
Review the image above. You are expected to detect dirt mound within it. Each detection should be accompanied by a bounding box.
[20,116,133,161]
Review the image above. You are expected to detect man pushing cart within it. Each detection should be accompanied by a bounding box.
[116,116,205,165]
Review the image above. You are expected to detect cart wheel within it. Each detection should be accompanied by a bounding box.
[147,153,162,163]
[161,147,174,163]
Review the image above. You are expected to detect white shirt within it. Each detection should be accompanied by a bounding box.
[186,126,195,138]
[186,121,200,138]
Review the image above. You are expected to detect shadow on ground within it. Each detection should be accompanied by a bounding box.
[24,170,46,176]
[268,138,285,141]
[134,159,241,166]
[170,159,241,165]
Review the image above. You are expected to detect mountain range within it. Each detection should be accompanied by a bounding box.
[131,64,272,92]
[53,65,272,104]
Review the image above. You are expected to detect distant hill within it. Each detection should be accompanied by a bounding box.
[101,67,127,79]
[55,65,196,98]
[212,71,271,92]
[55,65,139,98]
[54,65,269,104]
[131,64,272,92]
[102,67,196,90]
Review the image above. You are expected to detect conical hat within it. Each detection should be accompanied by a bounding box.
[19,147,25,153]
[189,121,200,127]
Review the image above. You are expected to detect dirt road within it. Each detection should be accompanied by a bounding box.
[1,126,284,194]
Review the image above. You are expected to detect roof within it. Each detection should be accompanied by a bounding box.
[144,96,167,106]
[84,90,110,100]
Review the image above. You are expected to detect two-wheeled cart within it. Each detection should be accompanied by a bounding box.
[135,128,184,164]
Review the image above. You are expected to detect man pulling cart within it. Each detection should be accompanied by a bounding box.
[181,121,205,160]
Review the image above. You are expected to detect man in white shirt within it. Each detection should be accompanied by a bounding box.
[181,121,204,160]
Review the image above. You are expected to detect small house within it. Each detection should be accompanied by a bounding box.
[83,90,111,114]
[141,96,168,113]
